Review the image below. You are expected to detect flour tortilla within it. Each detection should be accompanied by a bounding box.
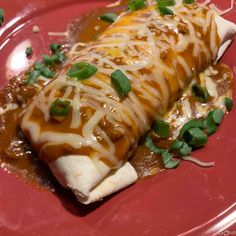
[49,15,236,204]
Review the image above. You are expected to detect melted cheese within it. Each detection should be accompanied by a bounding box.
[20,3,222,166]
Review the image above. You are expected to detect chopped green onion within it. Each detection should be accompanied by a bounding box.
[67,62,97,80]
[224,97,233,111]
[152,119,170,138]
[171,140,192,156]
[179,142,192,156]
[162,150,180,169]
[212,109,224,125]
[100,13,117,23]
[183,0,195,4]
[162,150,172,165]
[40,67,55,78]
[145,136,165,154]
[54,51,66,63]
[128,0,146,11]
[183,127,208,148]
[171,140,184,151]
[26,70,41,85]
[111,69,132,97]
[158,6,174,15]
[50,43,61,54]
[192,84,210,103]
[50,99,71,117]
[157,0,176,7]
[43,55,55,65]
[34,62,45,70]
[0,9,4,26]
[25,47,33,58]
[165,158,180,169]
[179,119,204,138]
[204,111,217,136]
[157,0,175,15]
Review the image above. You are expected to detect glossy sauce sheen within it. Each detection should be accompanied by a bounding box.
[0,1,233,189]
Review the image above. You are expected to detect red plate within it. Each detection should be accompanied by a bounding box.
[0,0,236,235]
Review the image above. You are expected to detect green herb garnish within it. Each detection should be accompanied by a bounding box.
[152,119,170,138]
[40,66,55,78]
[128,0,146,11]
[183,0,195,4]
[25,47,33,58]
[145,136,165,154]
[192,83,210,103]
[0,9,5,26]
[111,69,132,97]
[157,0,175,15]
[26,70,41,85]
[179,119,204,138]
[67,62,98,80]
[224,97,233,111]
[100,13,117,23]
[50,99,71,117]
[183,127,208,148]
[162,150,180,169]
[171,140,192,156]
[50,43,61,54]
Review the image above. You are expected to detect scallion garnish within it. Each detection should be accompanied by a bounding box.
[212,109,224,125]
[100,13,117,23]
[128,0,146,11]
[34,62,45,70]
[40,66,55,78]
[25,47,33,58]
[50,99,71,117]
[43,55,55,65]
[203,109,224,136]
[157,0,175,15]
[171,140,192,156]
[0,9,5,27]
[183,0,195,4]
[162,150,180,169]
[179,119,204,138]
[145,136,165,154]
[192,83,210,103]
[26,70,41,85]
[67,62,97,80]
[224,97,233,111]
[111,69,132,97]
[183,127,208,148]
[50,43,61,54]
[152,119,170,138]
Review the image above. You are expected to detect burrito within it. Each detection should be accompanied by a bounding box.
[19,1,236,204]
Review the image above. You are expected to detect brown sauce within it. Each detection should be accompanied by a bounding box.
[0,2,234,191]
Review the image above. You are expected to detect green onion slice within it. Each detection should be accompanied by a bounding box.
[40,67,55,78]
[183,0,195,4]
[157,0,176,7]
[26,70,41,85]
[162,150,180,169]
[50,99,71,117]
[25,47,33,57]
[0,9,5,26]
[192,84,210,103]
[179,119,204,138]
[128,0,146,11]
[34,62,45,70]
[67,62,97,80]
[50,43,61,54]
[171,140,192,156]
[183,127,208,148]
[145,136,165,154]
[100,13,117,23]
[111,69,131,97]
[158,6,174,15]
[212,109,224,125]
[203,111,217,136]
[224,97,233,111]
[152,119,170,138]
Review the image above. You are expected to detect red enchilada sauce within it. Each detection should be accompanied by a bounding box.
[0,2,233,190]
